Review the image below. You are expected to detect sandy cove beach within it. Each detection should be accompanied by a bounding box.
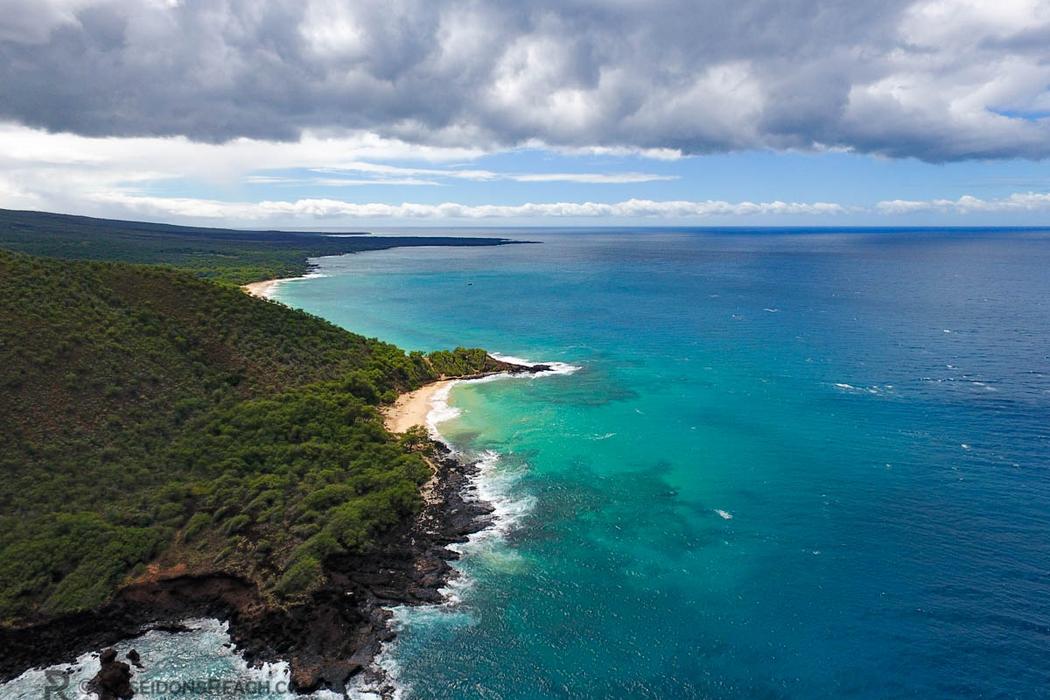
[241,274,446,434]
[241,278,295,298]
[384,380,453,433]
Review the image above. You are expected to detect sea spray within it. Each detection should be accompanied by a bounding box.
[1,620,341,700]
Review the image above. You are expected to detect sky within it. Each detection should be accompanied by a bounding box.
[1,0,1050,227]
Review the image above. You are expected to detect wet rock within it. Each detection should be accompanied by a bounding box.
[125,649,143,669]
[86,648,133,700]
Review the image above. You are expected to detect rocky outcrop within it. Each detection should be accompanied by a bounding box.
[480,356,552,376]
[86,649,134,700]
[226,441,492,693]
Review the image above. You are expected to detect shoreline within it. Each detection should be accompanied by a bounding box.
[383,356,561,437]
[383,379,454,434]
[240,276,299,299]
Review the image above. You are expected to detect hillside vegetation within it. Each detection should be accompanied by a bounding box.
[0,250,505,620]
[0,208,511,284]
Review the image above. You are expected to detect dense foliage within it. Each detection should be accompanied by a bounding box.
[0,208,512,284]
[0,249,504,620]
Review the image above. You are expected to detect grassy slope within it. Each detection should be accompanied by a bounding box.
[0,249,504,621]
[0,208,511,284]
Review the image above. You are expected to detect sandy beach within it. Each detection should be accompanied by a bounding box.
[241,278,295,298]
[384,380,453,433]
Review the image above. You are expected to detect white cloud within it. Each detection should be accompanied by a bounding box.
[0,124,678,202]
[316,163,677,184]
[86,192,847,223]
[877,192,1050,213]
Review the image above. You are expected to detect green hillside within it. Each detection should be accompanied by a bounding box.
[0,249,503,620]
[0,208,511,284]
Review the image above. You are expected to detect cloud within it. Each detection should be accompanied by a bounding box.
[5,120,1050,226]
[0,123,676,197]
[877,192,1050,213]
[84,192,846,223]
[2,0,1050,161]
[315,162,677,184]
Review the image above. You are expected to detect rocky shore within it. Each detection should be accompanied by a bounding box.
[230,441,497,694]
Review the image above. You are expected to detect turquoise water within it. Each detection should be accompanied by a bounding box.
[272,229,1050,699]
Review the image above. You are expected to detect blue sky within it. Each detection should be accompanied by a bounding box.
[2,0,1050,227]
[233,150,1047,216]
[124,147,1050,226]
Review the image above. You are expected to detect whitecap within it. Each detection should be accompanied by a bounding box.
[489,352,583,377]
[453,450,536,544]
[833,382,891,396]
[425,381,462,437]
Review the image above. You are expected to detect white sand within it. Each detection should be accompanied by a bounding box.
[383,380,453,433]
[241,278,295,299]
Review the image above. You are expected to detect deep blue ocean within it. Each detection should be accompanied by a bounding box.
[5,228,1048,699]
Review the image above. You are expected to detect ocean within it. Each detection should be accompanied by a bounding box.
[5,228,1049,699]
[275,228,1050,699]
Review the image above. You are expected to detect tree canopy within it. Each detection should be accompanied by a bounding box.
[0,249,501,619]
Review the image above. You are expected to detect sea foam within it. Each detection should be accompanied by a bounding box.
[426,353,578,551]
[362,354,578,697]
[0,619,340,700]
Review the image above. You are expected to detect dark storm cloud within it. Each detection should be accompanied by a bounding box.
[2,0,1049,160]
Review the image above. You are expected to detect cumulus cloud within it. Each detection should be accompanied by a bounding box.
[2,0,1050,160]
